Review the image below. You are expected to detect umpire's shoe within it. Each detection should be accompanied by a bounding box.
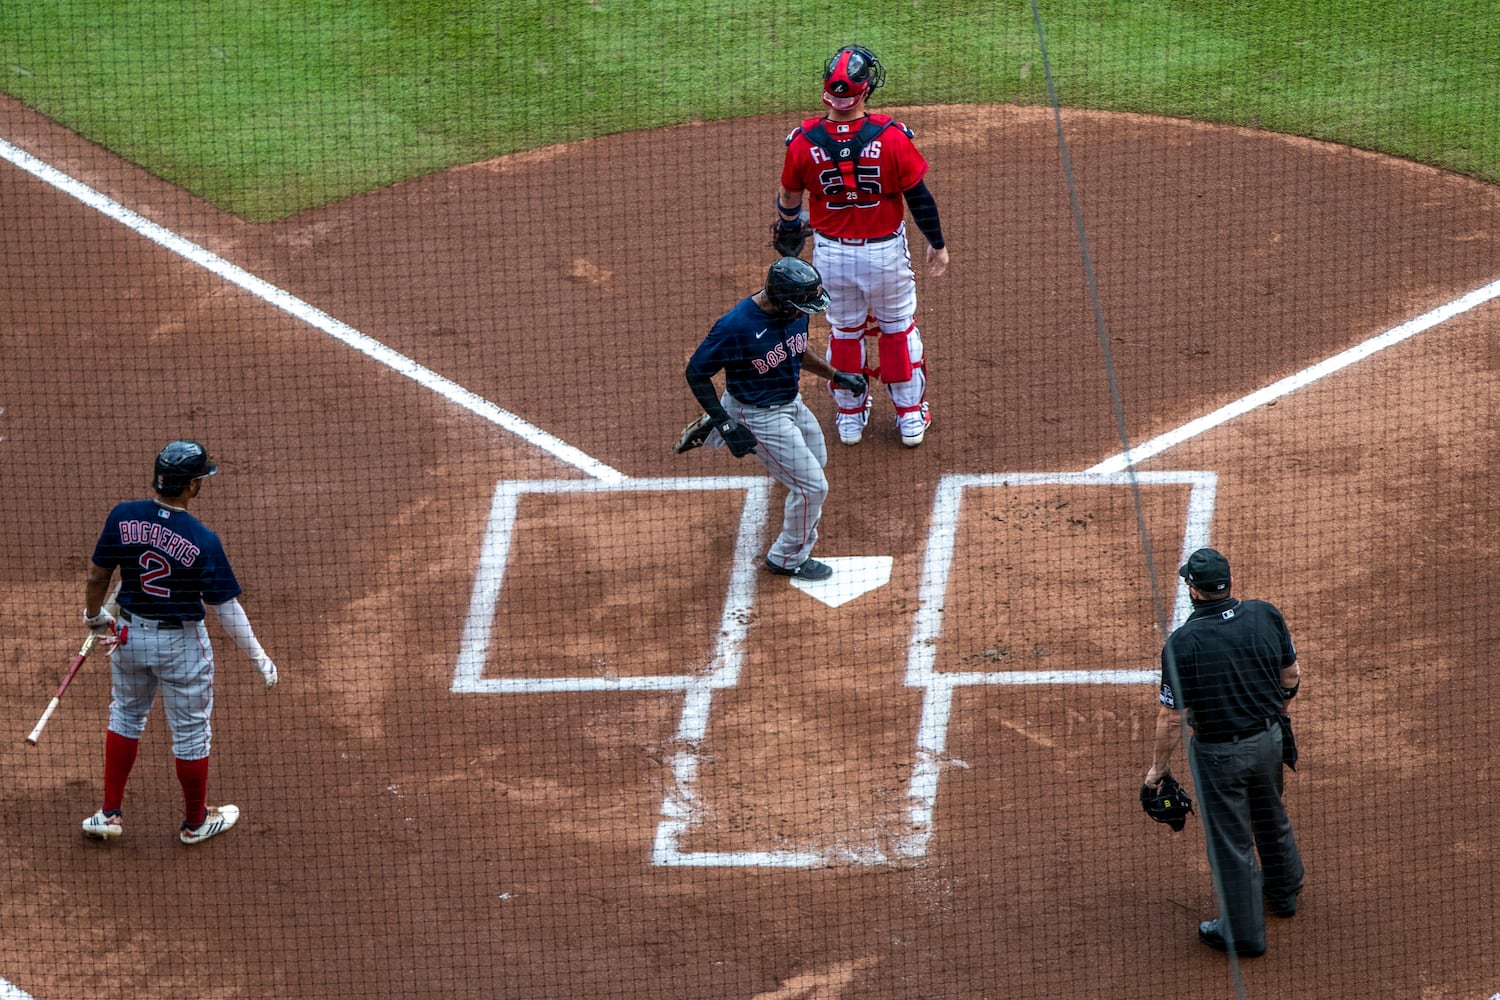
[765,557,833,581]
[1197,919,1265,958]
[1269,890,1301,918]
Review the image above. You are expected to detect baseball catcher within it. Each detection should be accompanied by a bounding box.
[1140,772,1193,832]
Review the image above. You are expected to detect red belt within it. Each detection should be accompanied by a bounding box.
[818,231,900,246]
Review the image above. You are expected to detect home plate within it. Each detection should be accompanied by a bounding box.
[789,556,893,607]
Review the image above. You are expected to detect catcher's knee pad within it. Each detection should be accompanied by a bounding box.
[827,333,865,376]
[877,323,918,384]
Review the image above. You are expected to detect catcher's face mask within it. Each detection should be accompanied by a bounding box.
[823,47,881,111]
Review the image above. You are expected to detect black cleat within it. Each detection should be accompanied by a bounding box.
[1198,919,1265,958]
[764,557,833,581]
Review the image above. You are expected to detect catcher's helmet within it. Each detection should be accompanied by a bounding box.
[823,45,884,111]
[153,439,218,496]
[765,258,831,315]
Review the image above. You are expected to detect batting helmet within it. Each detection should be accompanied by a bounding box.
[765,258,831,315]
[153,440,218,496]
[823,45,884,111]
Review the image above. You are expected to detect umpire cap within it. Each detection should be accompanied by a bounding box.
[1179,548,1231,593]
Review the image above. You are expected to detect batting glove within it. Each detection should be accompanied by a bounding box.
[83,609,116,636]
[831,371,868,396]
[718,420,758,458]
[255,655,279,688]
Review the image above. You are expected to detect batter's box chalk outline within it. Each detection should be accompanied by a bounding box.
[452,476,771,695]
[452,471,1215,868]
[898,471,1217,861]
[449,475,843,868]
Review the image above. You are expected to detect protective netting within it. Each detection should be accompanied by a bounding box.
[2,5,1497,999]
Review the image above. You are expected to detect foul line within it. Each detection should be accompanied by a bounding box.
[0,137,625,485]
[1089,277,1500,474]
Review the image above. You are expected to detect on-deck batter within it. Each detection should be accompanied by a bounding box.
[677,258,867,580]
[81,440,279,845]
[775,44,950,448]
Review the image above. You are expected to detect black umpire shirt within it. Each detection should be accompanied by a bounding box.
[1159,596,1297,741]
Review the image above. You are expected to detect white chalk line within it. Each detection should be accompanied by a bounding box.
[9,132,1500,883]
[444,279,1500,865]
[445,475,803,865]
[1089,277,1500,474]
[0,137,625,485]
[899,471,1217,858]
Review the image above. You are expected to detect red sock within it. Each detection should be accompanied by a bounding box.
[175,756,210,828]
[101,731,139,813]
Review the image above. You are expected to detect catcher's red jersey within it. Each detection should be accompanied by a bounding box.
[781,113,928,239]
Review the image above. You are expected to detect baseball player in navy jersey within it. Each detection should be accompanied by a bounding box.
[774,44,949,448]
[675,258,866,580]
[81,440,278,845]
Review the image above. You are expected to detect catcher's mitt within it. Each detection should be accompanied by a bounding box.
[674,413,714,454]
[1140,773,1193,832]
[771,217,814,258]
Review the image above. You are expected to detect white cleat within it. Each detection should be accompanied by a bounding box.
[82,809,123,840]
[837,396,873,446]
[899,403,931,448]
[180,804,239,844]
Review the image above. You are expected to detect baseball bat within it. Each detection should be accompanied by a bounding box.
[24,579,121,745]
[25,632,101,744]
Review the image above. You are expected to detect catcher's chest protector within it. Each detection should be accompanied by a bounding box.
[798,115,896,194]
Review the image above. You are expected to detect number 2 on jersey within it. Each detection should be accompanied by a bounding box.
[139,551,172,597]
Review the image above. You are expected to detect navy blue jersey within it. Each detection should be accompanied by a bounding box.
[688,296,811,407]
[91,499,242,623]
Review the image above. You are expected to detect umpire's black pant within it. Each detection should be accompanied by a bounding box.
[1189,723,1304,951]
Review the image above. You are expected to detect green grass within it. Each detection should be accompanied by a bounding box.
[3,0,1496,220]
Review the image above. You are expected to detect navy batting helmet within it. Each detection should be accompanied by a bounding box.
[765,258,831,315]
[823,45,884,111]
[153,440,218,496]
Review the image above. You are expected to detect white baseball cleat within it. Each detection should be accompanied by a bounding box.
[82,809,123,840]
[836,396,872,445]
[899,403,931,448]
[180,804,239,844]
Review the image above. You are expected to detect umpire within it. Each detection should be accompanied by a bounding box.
[1144,548,1304,958]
